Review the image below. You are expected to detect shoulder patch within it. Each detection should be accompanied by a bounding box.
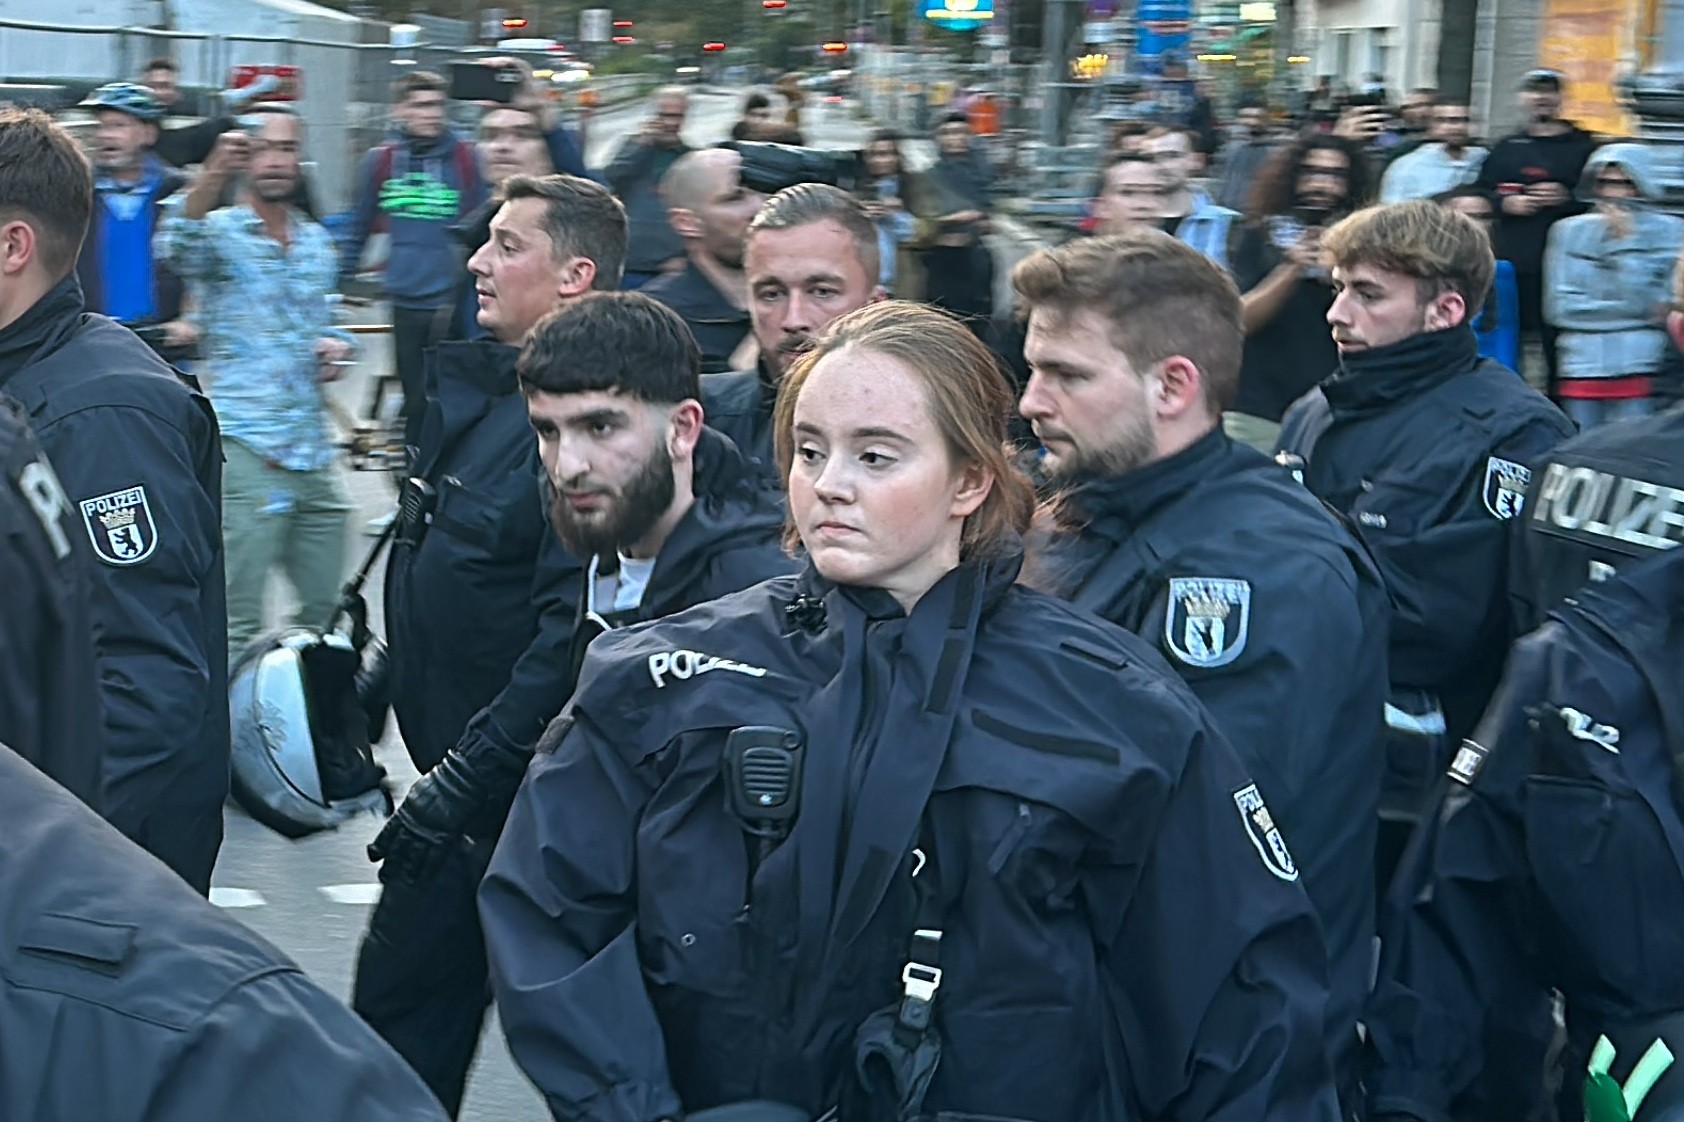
[1164,577,1251,669]
[1234,783,1298,881]
[79,485,158,566]
[1483,456,1530,520]
[1448,739,1489,785]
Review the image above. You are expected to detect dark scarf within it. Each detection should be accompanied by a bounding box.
[0,274,86,390]
[1324,324,1481,418]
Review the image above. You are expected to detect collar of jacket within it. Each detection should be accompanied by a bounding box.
[1059,425,1234,539]
[0,274,86,391]
[431,338,520,397]
[1324,324,1480,418]
[798,541,1025,623]
[656,258,747,323]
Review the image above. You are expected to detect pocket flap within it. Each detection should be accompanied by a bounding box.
[19,912,137,973]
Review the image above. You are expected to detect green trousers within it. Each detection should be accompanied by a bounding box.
[222,438,350,664]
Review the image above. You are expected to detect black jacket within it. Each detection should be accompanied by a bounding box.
[481,553,1340,1122]
[1368,546,1684,1122]
[1276,326,1572,806]
[0,744,451,1122]
[1031,428,1390,1073]
[1512,401,1684,630]
[0,395,103,811]
[1476,124,1599,274]
[385,339,583,776]
[0,276,228,888]
[700,357,779,488]
[641,259,751,375]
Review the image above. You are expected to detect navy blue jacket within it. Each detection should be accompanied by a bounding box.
[1367,546,1684,1122]
[0,276,228,892]
[700,357,779,488]
[641,259,751,375]
[385,340,581,777]
[1030,428,1390,1079]
[1513,401,1684,630]
[0,743,450,1122]
[481,553,1341,1122]
[1276,326,1573,810]
[0,394,103,811]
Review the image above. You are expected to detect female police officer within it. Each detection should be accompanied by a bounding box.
[479,302,1341,1122]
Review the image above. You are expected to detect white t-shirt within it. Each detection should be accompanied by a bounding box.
[614,552,657,612]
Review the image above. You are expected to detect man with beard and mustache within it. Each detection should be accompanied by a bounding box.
[1143,126,1242,270]
[1224,135,1373,453]
[702,183,884,488]
[157,108,354,668]
[1015,231,1389,1113]
[1380,101,1487,203]
[1274,200,1572,895]
[359,173,626,1115]
[641,147,766,374]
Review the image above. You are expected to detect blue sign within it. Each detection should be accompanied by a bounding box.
[1136,0,1191,68]
[920,0,993,30]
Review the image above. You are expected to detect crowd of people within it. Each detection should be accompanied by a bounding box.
[4,50,1684,1122]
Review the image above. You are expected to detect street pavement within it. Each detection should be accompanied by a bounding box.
[211,85,1042,1122]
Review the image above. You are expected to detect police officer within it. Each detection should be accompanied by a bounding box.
[1274,199,1572,882]
[481,302,1341,1122]
[1511,260,1684,626]
[0,395,102,809]
[1015,231,1390,1102]
[0,742,452,1122]
[1366,543,1684,1122]
[702,184,884,486]
[0,108,227,893]
[356,174,625,1114]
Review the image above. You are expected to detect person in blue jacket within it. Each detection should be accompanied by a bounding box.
[1275,199,1573,887]
[480,300,1342,1122]
[0,107,228,894]
[0,742,452,1122]
[1437,186,1521,372]
[1015,230,1390,1108]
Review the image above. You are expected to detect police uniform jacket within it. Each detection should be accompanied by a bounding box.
[1512,402,1684,630]
[640,260,752,376]
[0,395,103,810]
[480,551,1341,1122]
[0,744,451,1122]
[1367,546,1684,1122]
[1031,427,1390,1072]
[1276,325,1572,802]
[385,340,584,775]
[0,275,227,890]
[700,357,779,490]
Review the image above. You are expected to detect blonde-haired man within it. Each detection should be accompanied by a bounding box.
[1274,199,1572,884]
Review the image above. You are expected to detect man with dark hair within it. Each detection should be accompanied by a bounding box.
[1015,232,1389,1109]
[141,56,228,170]
[702,182,883,484]
[356,172,628,1114]
[604,87,692,288]
[1213,101,1278,212]
[340,70,487,449]
[73,82,195,365]
[0,107,228,893]
[1090,153,1170,236]
[1381,102,1486,203]
[0,741,454,1122]
[1226,135,1373,452]
[641,147,766,374]
[1476,69,1598,391]
[1274,199,1572,888]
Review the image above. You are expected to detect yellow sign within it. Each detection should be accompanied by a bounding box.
[1537,0,1640,135]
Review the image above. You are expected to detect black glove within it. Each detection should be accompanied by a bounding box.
[366,736,530,887]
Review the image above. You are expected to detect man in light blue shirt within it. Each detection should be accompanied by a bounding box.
[1145,125,1242,272]
[1380,102,1487,203]
[155,107,355,661]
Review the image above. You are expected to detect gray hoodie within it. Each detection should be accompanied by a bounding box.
[1543,143,1684,381]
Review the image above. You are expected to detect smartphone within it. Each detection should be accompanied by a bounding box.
[448,61,521,104]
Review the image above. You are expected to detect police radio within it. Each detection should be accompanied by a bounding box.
[724,726,803,870]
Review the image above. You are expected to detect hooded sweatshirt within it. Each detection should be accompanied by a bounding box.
[1543,144,1684,387]
[340,128,486,310]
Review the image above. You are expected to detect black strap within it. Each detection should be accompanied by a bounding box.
[893,829,947,1049]
[324,514,397,642]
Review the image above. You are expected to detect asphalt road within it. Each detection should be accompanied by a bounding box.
[211,85,1042,1122]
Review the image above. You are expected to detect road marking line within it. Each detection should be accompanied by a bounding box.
[209,887,267,909]
[319,883,383,906]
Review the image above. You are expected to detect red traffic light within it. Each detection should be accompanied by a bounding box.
[612,35,636,43]
[821,40,848,52]
[501,17,528,29]
[702,40,727,51]
[613,19,633,27]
